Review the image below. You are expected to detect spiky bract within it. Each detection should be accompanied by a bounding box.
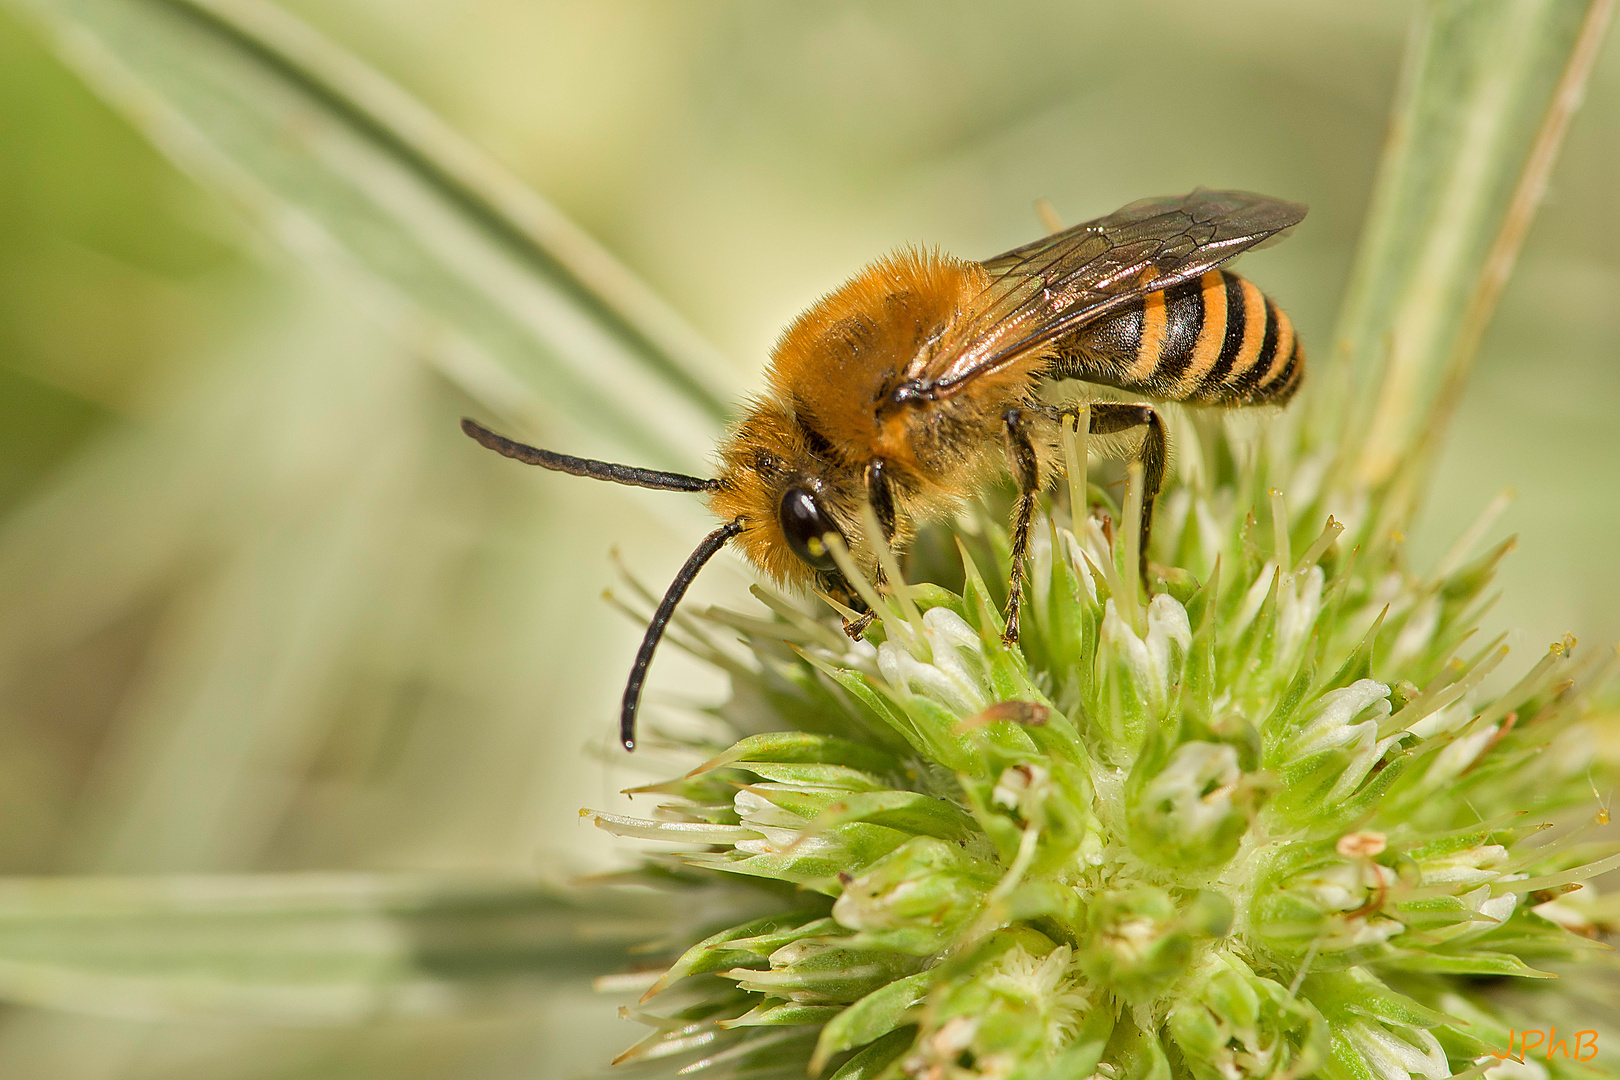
[596,442,1618,1080]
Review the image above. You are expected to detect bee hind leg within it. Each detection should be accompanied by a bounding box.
[1000,407,1043,648]
[1062,402,1165,591]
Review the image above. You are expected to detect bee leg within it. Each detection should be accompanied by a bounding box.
[843,564,883,638]
[864,460,899,549]
[1000,407,1042,648]
[864,456,901,581]
[838,459,898,641]
[826,575,876,639]
[1084,402,1166,590]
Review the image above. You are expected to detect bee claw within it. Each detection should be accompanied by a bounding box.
[1000,621,1020,649]
[842,612,876,640]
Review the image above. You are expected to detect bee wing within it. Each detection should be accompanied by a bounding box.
[901,189,1307,398]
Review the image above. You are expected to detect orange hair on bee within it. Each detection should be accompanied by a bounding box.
[765,248,989,461]
[708,250,996,587]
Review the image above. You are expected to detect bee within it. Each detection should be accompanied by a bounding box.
[463,189,1307,750]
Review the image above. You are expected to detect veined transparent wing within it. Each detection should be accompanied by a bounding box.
[898,190,1307,399]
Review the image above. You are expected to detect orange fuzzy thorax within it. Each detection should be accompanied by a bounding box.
[765,250,989,469]
[706,250,1001,589]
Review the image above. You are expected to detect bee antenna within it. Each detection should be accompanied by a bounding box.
[621,518,745,751]
[462,418,718,492]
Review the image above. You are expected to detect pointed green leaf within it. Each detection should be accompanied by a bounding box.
[811,969,934,1073]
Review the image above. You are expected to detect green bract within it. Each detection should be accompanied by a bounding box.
[593,437,1619,1080]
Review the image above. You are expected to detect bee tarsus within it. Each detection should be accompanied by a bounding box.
[842,611,877,639]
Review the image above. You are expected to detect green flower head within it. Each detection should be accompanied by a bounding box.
[594,426,1619,1080]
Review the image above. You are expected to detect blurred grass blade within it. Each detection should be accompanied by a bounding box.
[2,0,738,472]
[1324,0,1612,487]
[0,874,663,1022]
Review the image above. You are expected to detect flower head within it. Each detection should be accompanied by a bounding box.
[593,440,1619,1079]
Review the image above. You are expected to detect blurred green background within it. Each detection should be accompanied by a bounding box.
[0,1,1615,1077]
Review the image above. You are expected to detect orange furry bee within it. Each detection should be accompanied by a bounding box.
[464,189,1307,750]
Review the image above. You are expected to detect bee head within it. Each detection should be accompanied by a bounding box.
[708,398,870,610]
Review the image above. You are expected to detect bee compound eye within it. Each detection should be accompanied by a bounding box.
[778,486,844,572]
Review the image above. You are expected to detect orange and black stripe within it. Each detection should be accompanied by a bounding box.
[1065,269,1304,406]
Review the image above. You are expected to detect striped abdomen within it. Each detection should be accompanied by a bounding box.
[1055,269,1303,405]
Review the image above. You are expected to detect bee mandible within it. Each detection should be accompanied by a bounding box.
[463,189,1308,750]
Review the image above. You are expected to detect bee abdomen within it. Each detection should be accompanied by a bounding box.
[1066,270,1303,406]
[1195,271,1302,405]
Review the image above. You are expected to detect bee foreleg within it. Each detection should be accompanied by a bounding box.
[824,574,876,639]
[863,459,899,548]
[842,611,876,639]
[831,461,900,642]
[855,458,900,609]
[1000,408,1042,648]
[1083,402,1166,590]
